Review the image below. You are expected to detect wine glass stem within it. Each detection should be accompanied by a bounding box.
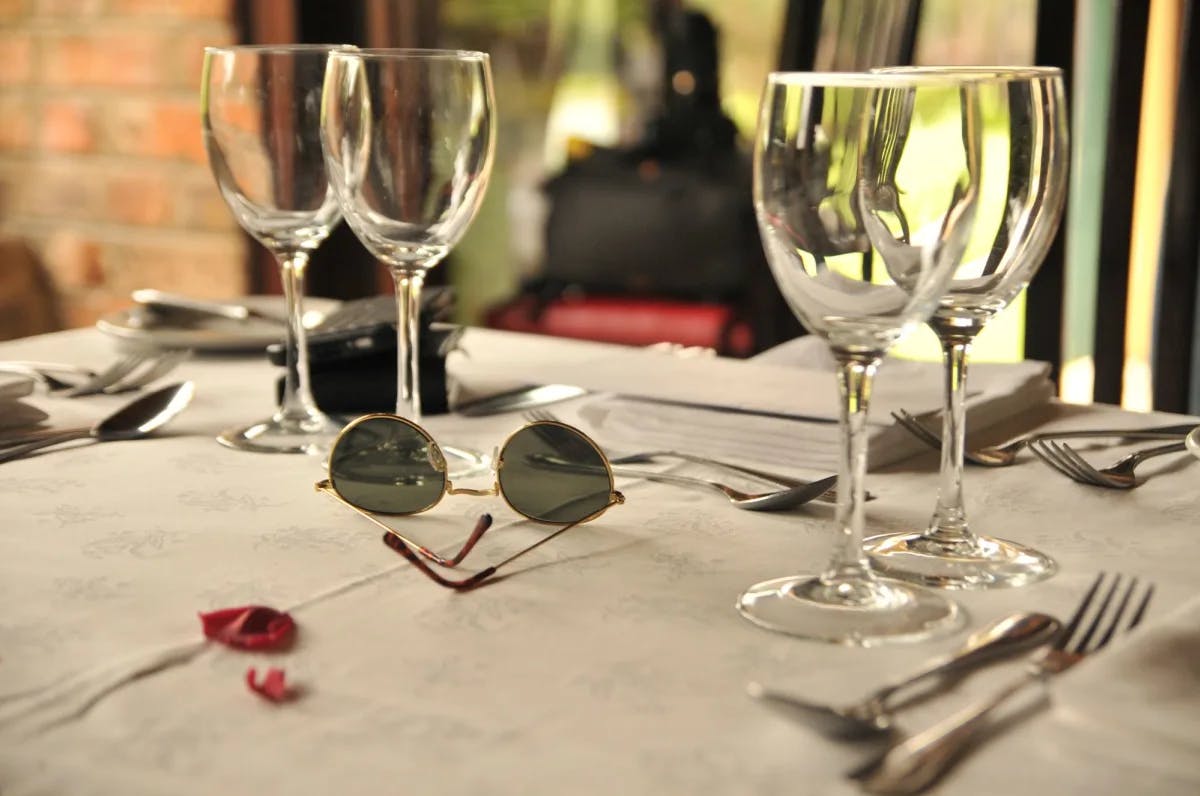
[928,335,975,543]
[391,268,425,420]
[275,250,322,423]
[824,354,879,585]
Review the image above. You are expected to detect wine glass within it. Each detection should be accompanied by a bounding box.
[321,49,495,474]
[862,67,1068,590]
[738,72,982,645]
[202,44,345,454]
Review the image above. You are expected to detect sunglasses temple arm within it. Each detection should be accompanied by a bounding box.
[379,493,623,590]
[489,494,625,572]
[316,480,490,568]
[381,532,497,590]
[445,513,494,566]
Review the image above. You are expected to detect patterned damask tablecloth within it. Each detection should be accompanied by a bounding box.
[0,328,1198,795]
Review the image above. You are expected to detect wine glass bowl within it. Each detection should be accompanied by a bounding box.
[202,44,345,454]
[739,72,982,645]
[321,49,495,428]
[861,67,1068,590]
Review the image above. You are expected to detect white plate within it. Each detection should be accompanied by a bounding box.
[97,296,341,352]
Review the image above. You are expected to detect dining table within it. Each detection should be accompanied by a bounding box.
[1,323,1197,796]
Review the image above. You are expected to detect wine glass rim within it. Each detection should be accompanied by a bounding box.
[328,48,489,62]
[204,44,353,56]
[766,71,988,87]
[871,65,1063,81]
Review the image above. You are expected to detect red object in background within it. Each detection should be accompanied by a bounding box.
[199,606,295,651]
[245,666,292,703]
[484,294,755,356]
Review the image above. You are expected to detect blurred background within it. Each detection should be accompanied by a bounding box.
[0,0,1196,414]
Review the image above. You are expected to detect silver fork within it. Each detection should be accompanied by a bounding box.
[1028,438,1190,489]
[61,353,154,397]
[892,408,1195,467]
[852,573,1153,794]
[101,349,190,394]
[523,408,848,503]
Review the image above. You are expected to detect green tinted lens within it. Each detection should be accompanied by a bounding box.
[498,423,612,523]
[329,416,445,514]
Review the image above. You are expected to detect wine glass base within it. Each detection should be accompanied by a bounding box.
[217,414,344,456]
[441,444,491,479]
[863,532,1057,590]
[737,574,964,646]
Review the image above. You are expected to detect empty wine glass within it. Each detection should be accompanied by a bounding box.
[321,49,494,474]
[862,67,1068,589]
[202,44,345,454]
[738,72,982,645]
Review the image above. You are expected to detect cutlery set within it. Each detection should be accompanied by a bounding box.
[0,350,189,397]
[749,573,1152,794]
[891,409,1198,488]
[749,611,1061,740]
[522,408,854,511]
[0,382,195,463]
[0,349,193,462]
[848,573,1154,794]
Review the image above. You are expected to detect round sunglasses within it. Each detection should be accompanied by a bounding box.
[315,414,625,589]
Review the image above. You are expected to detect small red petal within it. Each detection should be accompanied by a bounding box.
[246,666,291,702]
[199,605,295,650]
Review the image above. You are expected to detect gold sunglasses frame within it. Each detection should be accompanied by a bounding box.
[314,413,625,587]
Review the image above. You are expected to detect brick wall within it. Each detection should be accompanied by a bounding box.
[0,0,248,331]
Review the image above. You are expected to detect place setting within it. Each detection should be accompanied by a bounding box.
[2,34,1200,796]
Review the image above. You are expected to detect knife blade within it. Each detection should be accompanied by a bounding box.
[131,289,284,324]
[455,384,588,417]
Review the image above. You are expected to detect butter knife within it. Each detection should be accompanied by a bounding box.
[455,384,588,417]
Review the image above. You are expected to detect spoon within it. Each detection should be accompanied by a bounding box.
[608,467,839,511]
[0,381,195,464]
[1186,426,1200,460]
[747,611,1061,740]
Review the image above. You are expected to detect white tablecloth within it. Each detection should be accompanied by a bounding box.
[1,328,1197,795]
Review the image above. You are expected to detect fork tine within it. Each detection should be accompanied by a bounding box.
[891,410,942,448]
[1054,572,1106,651]
[63,353,146,397]
[103,350,188,393]
[1057,443,1110,486]
[524,409,553,423]
[1030,440,1085,483]
[1049,441,1104,485]
[1045,441,1096,484]
[1128,583,1154,629]
[1073,574,1123,652]
[1094,577,1139,649]
[101,355,157,394]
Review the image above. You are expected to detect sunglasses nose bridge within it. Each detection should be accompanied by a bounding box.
[446,484,499,498]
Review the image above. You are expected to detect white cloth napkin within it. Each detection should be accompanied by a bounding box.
[448,329,1052,472]
[1030,594,1200,792]
[0,371,34,402]
[0,373,48,431]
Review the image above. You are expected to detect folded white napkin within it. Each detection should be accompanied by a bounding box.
[448,329,1052,472]
[0,373,48,432]
[1034,594,1200,791]
[0,372,34,402]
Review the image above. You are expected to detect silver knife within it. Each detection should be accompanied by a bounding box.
[131,289,284,324]
[455,384,588,416]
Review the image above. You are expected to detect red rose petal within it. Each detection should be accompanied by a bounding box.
[246,666,291,702]
[199,605,295,650]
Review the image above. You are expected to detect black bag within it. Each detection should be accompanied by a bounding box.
[540,147,754,302]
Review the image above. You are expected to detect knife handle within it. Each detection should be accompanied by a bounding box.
[854,672,1041,794]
